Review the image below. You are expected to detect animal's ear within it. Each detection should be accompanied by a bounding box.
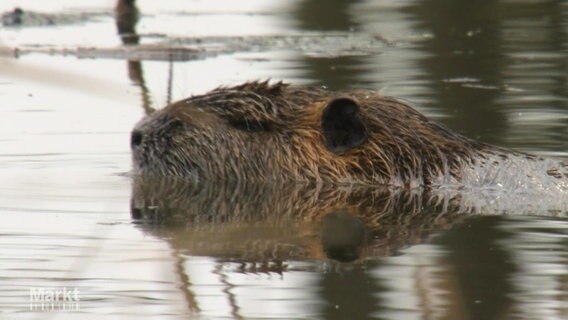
[321,97,368,154]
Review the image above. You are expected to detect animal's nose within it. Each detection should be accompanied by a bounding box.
[131,130,144,149]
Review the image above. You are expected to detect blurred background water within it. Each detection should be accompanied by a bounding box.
[0,0,567,319]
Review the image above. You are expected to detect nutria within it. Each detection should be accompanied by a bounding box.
[131,81,567,192]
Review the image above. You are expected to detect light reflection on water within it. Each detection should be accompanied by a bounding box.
[0,0,567,319]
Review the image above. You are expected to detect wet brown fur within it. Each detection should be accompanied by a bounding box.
[131,81,546,186]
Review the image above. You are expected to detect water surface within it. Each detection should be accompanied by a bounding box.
[1,0,567,319]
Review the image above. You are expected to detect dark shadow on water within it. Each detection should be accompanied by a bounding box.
[433,216,516,320]
[404,0,509,143]
[293,0,359,32]
[404,0,568,147]
[292,0,368,90]
[300,55,369,91]
[319,261,385,320]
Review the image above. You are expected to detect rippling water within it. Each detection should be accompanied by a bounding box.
[1,0,567,319]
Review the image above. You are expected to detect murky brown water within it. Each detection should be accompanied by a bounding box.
[1,0,567,319]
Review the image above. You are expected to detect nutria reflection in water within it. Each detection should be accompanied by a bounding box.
[131,82,567,209]
[131,176,471,263]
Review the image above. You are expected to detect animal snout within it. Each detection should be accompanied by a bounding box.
[131,129,144,149]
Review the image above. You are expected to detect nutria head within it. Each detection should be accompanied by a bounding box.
[131,81,496,186]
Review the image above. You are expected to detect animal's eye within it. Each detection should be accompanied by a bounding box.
[229,119,272,132]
